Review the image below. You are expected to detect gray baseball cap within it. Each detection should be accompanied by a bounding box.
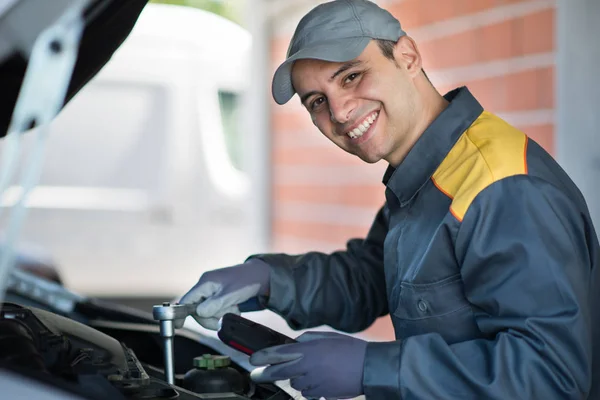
[272,0,406,105]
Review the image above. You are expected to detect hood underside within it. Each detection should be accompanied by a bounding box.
[0,0,149,138]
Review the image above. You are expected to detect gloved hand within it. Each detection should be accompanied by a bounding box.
[179,258,270,330]
[249,331,367,399]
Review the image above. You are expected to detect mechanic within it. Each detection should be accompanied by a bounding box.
[181,0,600,399]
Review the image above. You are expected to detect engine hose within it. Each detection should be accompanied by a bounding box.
[0,319,46,371]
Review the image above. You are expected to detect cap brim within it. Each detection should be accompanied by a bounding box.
[271,36,371,105]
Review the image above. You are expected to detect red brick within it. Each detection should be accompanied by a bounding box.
[387,0,422,31]
[272,220,371,245]
[274,147,364,166]
[465,67,554,112]
[271,36,291,62]
[521,124,554,155]
[274,184,385,208]
[418,10,555,70]
[271,110,315,132]
[419,28,479,70]
[522,9,555,59]
[538,67,554,109]
[457,0,502,14]
[479,18,516,62]
[361,316,396,341]
[463,75,504,110]
[389,0,533,30]
[417,0,458,27]
[502,0,539,4]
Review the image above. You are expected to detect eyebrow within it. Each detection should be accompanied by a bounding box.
[300,90,321,106]
[329,60,363,81]
[299,60,364,106]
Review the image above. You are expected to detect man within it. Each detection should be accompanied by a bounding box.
[181,1,600,399]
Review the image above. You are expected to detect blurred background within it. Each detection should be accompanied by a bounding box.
[2,0,598,341]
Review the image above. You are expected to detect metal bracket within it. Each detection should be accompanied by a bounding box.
[0,0,88,308]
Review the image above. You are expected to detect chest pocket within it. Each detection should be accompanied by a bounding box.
[391,274,479,344]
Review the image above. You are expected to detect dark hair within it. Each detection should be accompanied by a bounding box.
[376,39,396,61]
[376,39,430,81]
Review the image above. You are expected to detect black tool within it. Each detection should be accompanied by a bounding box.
[217,313,296,355]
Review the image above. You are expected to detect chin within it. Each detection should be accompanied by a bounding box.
[356,153,383,164]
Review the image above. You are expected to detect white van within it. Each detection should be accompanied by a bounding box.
[5,4,256,297]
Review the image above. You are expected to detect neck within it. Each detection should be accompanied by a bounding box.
[417,80,450,136]
[386,77,449,167]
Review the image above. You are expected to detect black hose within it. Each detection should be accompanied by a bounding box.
[0,319,46,371]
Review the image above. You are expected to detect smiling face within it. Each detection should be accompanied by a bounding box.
[291,38,428,166]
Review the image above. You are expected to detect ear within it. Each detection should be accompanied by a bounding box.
[392,36,423,78]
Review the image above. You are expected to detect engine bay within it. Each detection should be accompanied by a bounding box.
[1,273,292,400]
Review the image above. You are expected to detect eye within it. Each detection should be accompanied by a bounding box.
[344,72,360,84]
[310,96,326,111]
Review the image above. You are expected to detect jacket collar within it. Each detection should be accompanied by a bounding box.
[382,87,483,206]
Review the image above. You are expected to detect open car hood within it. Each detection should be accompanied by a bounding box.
[0,0,148,138]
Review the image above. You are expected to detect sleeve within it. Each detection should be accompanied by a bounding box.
[250,205,389,333]
[362,175,595,399]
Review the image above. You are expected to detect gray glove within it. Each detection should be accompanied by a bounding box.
[179,258,270,330]
[250,331,368,399]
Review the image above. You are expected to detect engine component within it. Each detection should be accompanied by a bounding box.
[182,354,250,395]
[152,301,195,385]
[0,303,185,399]
[0,318,46,371]
[0,296,294,399]
[151,299,273,385]
[0,303,146,381]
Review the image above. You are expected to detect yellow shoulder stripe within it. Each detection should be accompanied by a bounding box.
[431,111,528,222]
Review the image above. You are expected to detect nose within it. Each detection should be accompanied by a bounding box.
[328,94,356,125]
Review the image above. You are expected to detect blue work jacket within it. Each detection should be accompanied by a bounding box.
[255,87,600,399]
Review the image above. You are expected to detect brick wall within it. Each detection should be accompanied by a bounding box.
[268,0,556,340]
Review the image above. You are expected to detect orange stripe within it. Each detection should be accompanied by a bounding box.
[523,136,529,174]
[519,124,554,156]
[449,206,463,223]
[431,176,454,200]
[432,175,462,222]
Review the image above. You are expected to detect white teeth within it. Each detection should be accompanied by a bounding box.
[346,111,379,139]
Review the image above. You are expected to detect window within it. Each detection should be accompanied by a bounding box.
[218,90,243,171]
